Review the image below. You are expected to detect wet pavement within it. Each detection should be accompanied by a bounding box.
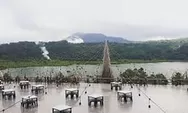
[0,83,188,113]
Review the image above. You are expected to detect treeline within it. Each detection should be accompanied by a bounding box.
[1,40,188,61]
[0,41,42,61]
[1,72,80,85]
[120,68,188,85]
[120,68,168,85]
[2,67,188,85]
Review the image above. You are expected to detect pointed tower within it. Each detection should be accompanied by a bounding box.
[102,40,113,79]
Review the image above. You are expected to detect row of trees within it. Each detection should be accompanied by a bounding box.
[171,72,188,85]
[120,68,168,85]
[34,72,80,84]
[120,68,188,85]
[0,72,80,85]
[2,68,188,85]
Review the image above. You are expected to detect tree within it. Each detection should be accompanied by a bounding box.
[3,73,13,83]
[171,72,184,85]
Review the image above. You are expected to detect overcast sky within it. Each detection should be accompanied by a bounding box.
[1,0,188,43]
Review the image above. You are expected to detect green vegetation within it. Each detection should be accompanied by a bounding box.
[0,60,102,70]
[0,59,172,70]
[2,67,188,86]
[171,72,188,85]
[1,40,188,69]
[120,68,168,85]
[1,72,80,84]
[147,73,168,85]
[2,72,13,83]
[119,68,188,85]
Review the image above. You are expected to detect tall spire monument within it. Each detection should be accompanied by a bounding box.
[102,40,113,79]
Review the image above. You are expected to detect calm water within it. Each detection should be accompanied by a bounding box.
[1,62,188,78]
[0,83,188,113]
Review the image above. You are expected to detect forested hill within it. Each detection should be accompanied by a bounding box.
[1,39,188,61]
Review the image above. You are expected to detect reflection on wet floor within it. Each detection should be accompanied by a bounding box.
[66,98,78,106]
[118,101,133,111]
[0,83,188,113]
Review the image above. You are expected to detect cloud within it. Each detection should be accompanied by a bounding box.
[1,0,188,43]
[66,35,84,44]
[40,46,50,60]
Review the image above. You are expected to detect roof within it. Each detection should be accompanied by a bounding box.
[65,88,78,91]
[88,94,103,98]
[111,82,122,84]
[2,89,15,92]
[52,105,71,111]
[22,95,37,100]
[117,90,132,94]
[20,81,29,83]
[32,85,44,87]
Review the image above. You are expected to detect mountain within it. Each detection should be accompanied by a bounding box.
[67,33,131,43]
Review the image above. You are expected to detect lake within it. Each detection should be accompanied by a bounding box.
[1,62,188,78]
